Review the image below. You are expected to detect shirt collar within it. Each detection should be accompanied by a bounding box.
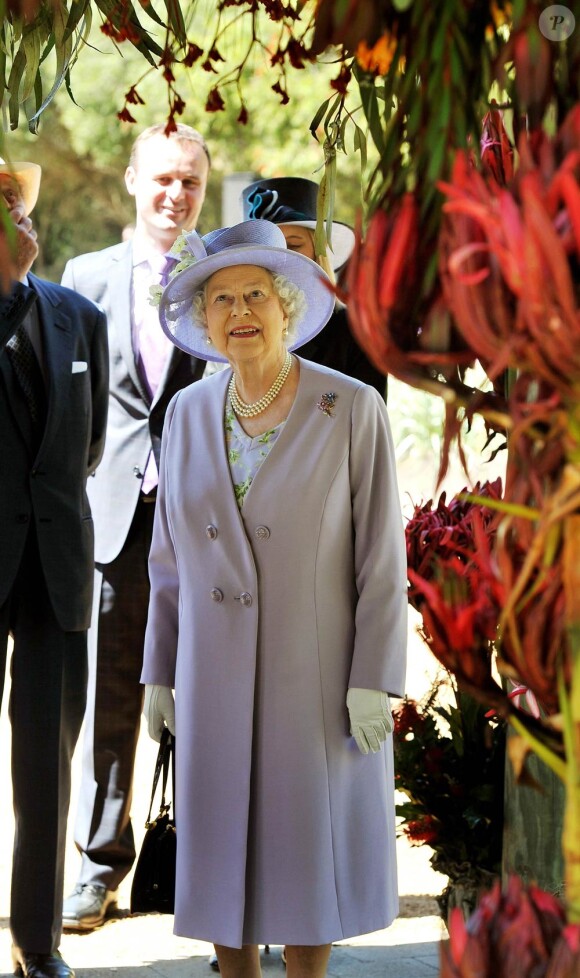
[132,237,175,269]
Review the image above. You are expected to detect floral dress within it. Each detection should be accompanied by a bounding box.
[225,401,286,508]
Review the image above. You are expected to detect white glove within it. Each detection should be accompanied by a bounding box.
[143,684,176,742]
[346,687,393,755]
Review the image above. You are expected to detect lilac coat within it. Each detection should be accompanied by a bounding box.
[141,358,407,947]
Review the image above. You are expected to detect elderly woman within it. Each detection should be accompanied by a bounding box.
[141,221,407,978]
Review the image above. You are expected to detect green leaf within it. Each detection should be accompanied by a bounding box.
[309,95,333,139]
[164,0,187,46]
[353,123,367,174]
[358,76,385,156]
[7,46,26,129]
[393,0,414,9]
[21,25,41,102]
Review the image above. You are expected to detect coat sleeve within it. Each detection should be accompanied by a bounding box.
[347,384,407,697]
[88,306,109,475]
[140,392,181,688]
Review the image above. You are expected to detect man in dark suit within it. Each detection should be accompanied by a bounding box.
[61,124,210,930]
[0,158,108,978]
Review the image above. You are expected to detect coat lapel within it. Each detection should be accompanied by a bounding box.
[29,275,75,460]
[110,245,151,403]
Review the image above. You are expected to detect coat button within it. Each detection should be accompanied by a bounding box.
[255,525,270,540]
[16,513,30,524]
[206,524,218,540]
[235,592,253,607]
[210,588,224,603]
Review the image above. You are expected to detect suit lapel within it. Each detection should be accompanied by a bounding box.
[110,246,151,403]
[152,344,181,408]
[30,274,74,460]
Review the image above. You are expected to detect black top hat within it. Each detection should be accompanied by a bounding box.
[241,177,355,270]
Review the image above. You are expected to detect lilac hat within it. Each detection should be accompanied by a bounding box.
[159,220,336,362]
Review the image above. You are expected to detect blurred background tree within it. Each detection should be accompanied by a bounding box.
[2,3,369,279]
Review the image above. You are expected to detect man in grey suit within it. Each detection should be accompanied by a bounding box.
[61,123,210,930]
[0,159,108,978]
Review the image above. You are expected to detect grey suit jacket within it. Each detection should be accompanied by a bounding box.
[0,274,109,630]
[62,241,206,564]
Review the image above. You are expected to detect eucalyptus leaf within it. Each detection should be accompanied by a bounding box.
[358,78,385,157]
[164,0,187,46]
[7,47,26,129]
[21,26,41,102]
[353,124,367,174]
[309,95,332,139]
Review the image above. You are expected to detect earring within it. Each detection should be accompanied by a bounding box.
[205,336,212,346]
[283,327,289,337]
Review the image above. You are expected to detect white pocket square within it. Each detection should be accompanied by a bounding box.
[72,361,88,373]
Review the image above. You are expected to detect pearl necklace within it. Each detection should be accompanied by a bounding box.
[229,351,293,418]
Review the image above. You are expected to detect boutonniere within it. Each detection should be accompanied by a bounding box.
[317,392,337,417]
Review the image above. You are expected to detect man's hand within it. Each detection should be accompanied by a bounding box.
[0,177,39,281]
[11,207,39,280]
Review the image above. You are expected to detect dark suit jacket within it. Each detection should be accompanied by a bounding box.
[0,274,109,631]
[298,306,387,398]
[62,241,206,565]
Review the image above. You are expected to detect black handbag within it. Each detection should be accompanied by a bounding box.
[130,727,176,914]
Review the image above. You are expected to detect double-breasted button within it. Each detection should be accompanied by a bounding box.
[16,513,29,524]
[255,525,270,540]
[206,524,218,540]
[235,591,253,607]
[210,588,224,603]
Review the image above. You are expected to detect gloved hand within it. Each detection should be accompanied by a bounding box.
[346,687,393,755]
[143,684,176,742]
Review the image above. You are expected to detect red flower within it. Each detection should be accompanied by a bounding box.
[286,38,307,69]
[125,86,145,106]
[480,102,514,188]
[205,87,225,113]
[117,107,137,124]
[442,876,576,977]
[271,81,289,105]
[330,63,351,94]
[171,93,186,116]
[183,43,203,67]
[392,699,424,736]
[405,815,438,846]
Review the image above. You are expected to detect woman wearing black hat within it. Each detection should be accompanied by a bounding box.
[241,177,386,399]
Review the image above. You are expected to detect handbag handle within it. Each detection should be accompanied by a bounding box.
[145,727,175,827]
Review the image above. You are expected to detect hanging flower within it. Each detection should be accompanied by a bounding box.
[355,32,397,76]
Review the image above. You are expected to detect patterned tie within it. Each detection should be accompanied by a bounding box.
[6,322,47,427]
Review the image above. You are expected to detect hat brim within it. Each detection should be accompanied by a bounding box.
[160,245,336,362]
[277,220,355,271]
[0,161,41,215]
